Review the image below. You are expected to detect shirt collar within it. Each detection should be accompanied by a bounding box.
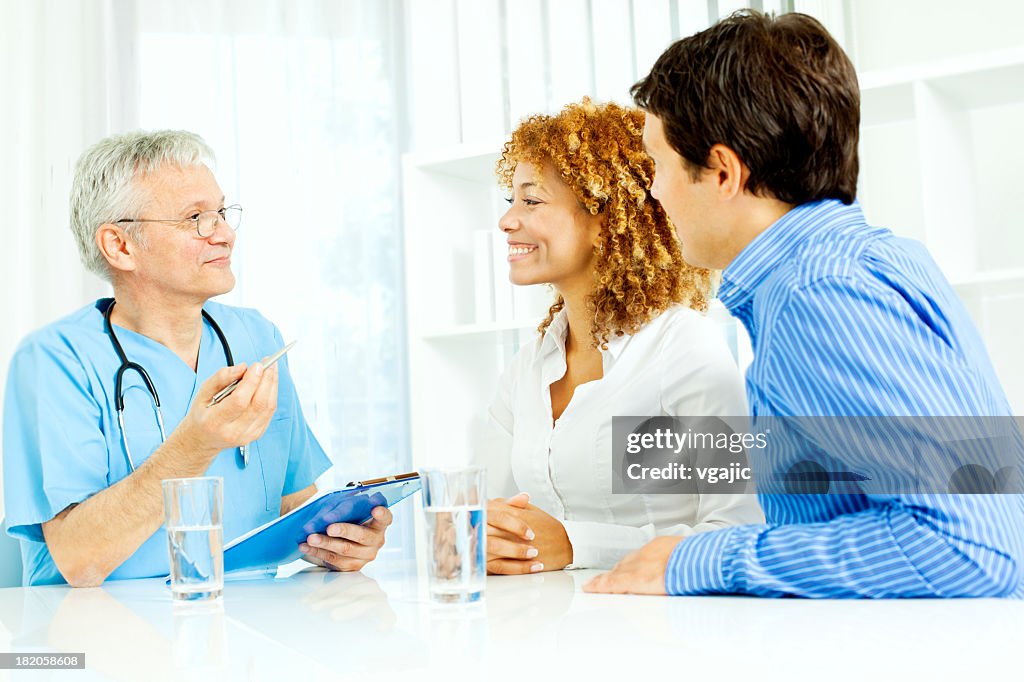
[718,199,866,314]
[604,331,630,360]
[538,308,632,365]
[539,308,570,359]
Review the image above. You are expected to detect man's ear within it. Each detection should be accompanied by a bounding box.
[706,144,749,200]
[95,223,137,274]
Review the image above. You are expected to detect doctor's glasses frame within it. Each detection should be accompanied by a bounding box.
[114,204,243,238]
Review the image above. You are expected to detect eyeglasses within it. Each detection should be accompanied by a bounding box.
[115,204,243,238]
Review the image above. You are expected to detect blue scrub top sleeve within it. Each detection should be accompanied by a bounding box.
[268,326,332,495]
[2,339,111,542]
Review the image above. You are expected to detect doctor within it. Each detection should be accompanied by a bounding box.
[3,130,391,587]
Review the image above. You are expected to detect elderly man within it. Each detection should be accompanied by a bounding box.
[3,130,391,586]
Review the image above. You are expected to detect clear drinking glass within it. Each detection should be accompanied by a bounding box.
[420,467,487,603]
[162,477,224,601]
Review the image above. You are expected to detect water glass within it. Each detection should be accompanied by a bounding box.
[420,467,487,603]
[162,477,224,601]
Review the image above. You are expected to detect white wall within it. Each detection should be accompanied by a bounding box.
[0,0,410,519]
[401,0,1024,411]
[850,0,1024,71]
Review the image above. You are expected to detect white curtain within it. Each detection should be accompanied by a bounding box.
[0,0,409,512]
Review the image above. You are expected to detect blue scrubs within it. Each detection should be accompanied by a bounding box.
[3,298,332,585]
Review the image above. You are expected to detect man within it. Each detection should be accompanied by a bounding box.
[3,130,391,586]
[585,11,1023,598]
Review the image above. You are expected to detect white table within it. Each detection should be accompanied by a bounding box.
[0,559,1021,681]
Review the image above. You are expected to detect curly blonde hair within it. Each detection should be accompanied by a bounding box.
[496,98,713,349]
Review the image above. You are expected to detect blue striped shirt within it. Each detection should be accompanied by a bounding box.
[664,199,1024,598]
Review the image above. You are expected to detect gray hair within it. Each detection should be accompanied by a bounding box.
[69,130,216,280]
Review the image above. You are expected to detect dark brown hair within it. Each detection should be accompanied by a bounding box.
[631,10,860,205]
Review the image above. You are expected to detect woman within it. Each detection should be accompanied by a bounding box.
[482,99,762,574]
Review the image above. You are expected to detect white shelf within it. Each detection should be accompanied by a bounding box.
[421,319,539,340]
[859,46,1024,91]
[950,269,1024,296]
[860,46,1024,126]
[405,141,505,183]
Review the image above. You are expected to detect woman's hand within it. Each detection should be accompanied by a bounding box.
[486,493,573,574]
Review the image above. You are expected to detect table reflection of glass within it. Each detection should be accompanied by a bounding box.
[0,586,227,682]
[0,567,425,679]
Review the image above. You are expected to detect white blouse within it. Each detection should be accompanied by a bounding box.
[481,305,764,569]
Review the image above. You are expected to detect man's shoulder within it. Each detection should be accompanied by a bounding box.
[754,225,898,314]
[13,301,107,360]
[202,301,279,338]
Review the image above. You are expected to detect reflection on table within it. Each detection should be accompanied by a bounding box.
[0,558,1020,680]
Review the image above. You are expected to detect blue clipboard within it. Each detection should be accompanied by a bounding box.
[223,476,421,574]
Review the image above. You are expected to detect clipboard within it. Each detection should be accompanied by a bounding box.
[223,474,421,574]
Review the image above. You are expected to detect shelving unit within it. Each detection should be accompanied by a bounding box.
[403,29,1024,474]
[421,319,536,340]
[857,47,1024,411]
[859,46,1024,280]
[402,145,557,469]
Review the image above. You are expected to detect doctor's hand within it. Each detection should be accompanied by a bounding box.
[486,493,572,574]
[300,506,393,572]
[301,572,397,632]
[179,361,279,455]
[582,536,683,595]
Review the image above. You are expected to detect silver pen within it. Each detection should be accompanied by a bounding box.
[208,340,297,407]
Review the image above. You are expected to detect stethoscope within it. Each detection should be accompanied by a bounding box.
[103,299,249,472]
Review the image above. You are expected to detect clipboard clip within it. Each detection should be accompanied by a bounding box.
[344,471,420,488]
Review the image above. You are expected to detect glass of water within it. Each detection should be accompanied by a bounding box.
[162,477,224,601]
[420,467,487,603]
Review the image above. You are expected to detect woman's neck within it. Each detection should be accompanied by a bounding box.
[558,287,594,356]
